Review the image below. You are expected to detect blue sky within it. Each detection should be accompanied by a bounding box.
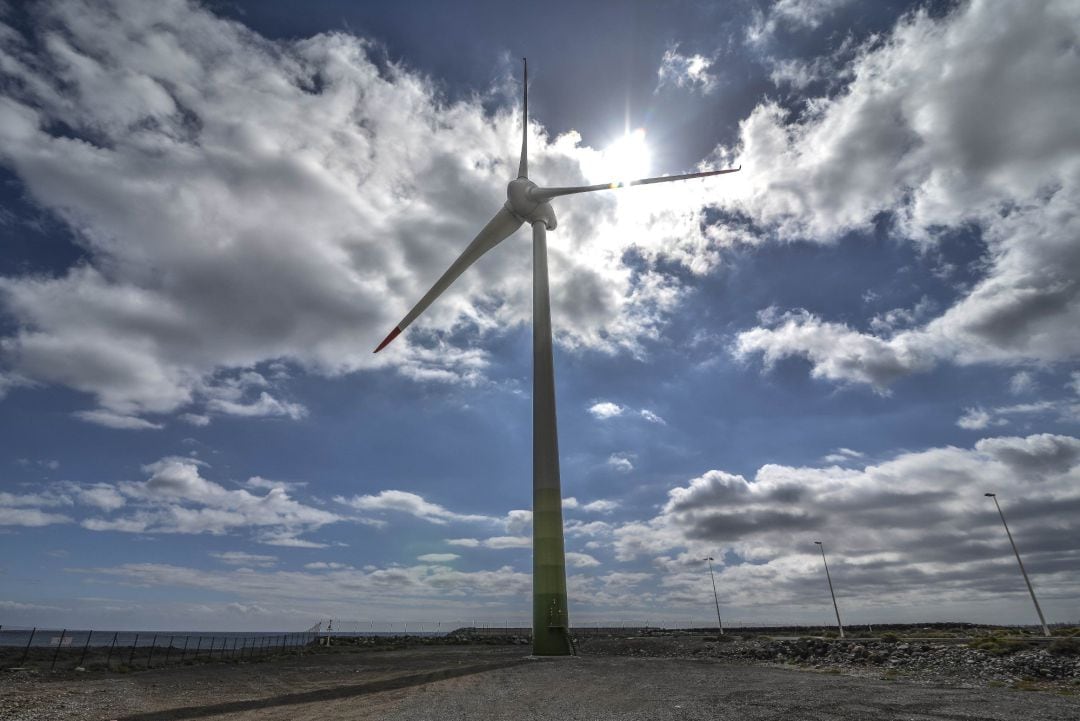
[2,0,1079,631]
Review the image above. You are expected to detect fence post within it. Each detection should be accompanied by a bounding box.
[193,636,202,659]
[280,634,286,653]
[50,629,66,671]
[221,637,228,659]
[165,635,174,666]
[105,632,118,669]
[231,637,238,659]
[19,627,36,666]
[128,633,139,665]
[240,637,248,660]
[79,631,92,669]
[147,634,157,668]
[180,635,190,662]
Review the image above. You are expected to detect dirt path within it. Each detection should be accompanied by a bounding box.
[2,645,1077,720]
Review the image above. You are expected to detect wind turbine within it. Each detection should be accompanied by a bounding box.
[375,60,740,656]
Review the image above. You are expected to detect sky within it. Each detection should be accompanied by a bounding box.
[1,0,1078,632]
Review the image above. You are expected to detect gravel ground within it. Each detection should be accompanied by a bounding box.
[1,639,1078,720]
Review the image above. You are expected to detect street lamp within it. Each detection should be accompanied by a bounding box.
[704,556,723,635]
[814,541,845,639]
[985,493,1051,636]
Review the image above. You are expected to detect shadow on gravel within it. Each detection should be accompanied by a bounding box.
[115,659,526,720]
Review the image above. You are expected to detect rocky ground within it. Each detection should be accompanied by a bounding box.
[575,633,1080,691]
[1,633,1078,720]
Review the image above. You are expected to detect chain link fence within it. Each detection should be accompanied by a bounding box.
[0,623,321,672]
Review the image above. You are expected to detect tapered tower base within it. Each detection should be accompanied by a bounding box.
[531,220,571,656]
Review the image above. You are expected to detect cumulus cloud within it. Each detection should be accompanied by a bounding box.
[69,456,342,543]
[417,553,459,563]
[606,454,634,473]
[588,401,665,425]
[565,551,601,568]
[727,1,1080,388]
[611,433,1080,610]
[0,0,722,424]
[587,401,625,419]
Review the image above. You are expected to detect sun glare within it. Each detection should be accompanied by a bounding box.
[590,128,651,187]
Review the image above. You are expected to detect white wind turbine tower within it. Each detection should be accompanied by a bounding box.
[375,60,740,655]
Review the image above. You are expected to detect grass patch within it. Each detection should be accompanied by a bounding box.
[967,637,1027,656]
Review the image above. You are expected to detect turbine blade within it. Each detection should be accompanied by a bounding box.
[518,58,528,179]
[530,166,741,201]
[373,207,524,353]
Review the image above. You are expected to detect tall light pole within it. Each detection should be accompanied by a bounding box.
[704,556,723,635]
[814,541,844,639]
[985,493,1051,637]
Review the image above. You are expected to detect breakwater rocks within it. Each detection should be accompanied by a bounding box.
[577,635,1080,689]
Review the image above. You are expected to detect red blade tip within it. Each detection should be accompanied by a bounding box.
[374,326,402,353]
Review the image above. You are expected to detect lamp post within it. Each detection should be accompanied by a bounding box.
[814,541,844,639]
[704,556,723,635]
[985,493,1051,637]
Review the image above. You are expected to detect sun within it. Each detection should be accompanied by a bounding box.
[588,128,652,187]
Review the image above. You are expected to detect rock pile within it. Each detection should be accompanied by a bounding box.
[716,638,1080,686]
[577,634,1080,689]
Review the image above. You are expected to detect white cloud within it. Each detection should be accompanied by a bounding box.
[1009,371,1037,395]
[821,447,863,464]
[304,561,350,570]
[656,45,717,95]
[581,499,619,514]
[74,456,341,543]
[587,402,625,419]
[639,409,666,425]
[446,535,529,549]
[417,553,459,563]
[478,535,531,549]
[75,560,532,608]
[335,490,492,526]
[607,454,634,473]
[245,476,307,492]
[748,0,853,45]
[74,409,164,430]
[565,551,601,568]
[211,551,278,568]
[728,1,1080,387]
[0,0,718,421]
[72,483,126,511]
[0,507,73,526]
[610,433,1080,609]
[206,391,307,420]
[957,408,994,430]
[958,400,1072,430]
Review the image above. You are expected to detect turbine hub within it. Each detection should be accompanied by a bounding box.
[506,178,557,230]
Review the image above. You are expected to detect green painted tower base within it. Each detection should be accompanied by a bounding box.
[531,220,572,656]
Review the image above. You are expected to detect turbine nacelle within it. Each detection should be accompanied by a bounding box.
[373,58,739,355]
[507,178,557,230]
